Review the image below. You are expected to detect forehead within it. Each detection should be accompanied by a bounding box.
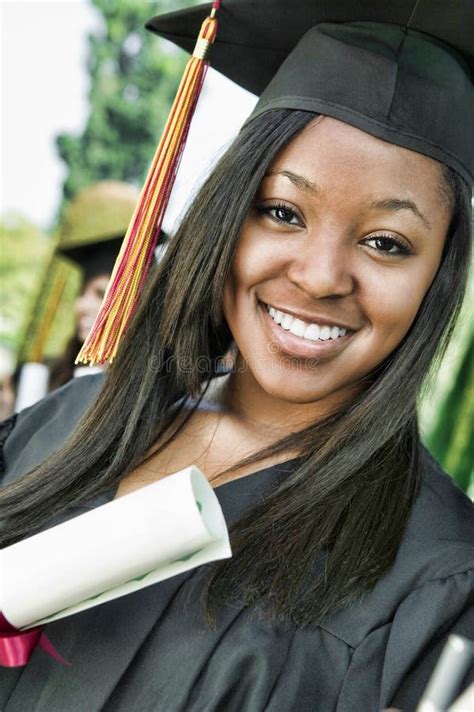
[84,274,110,289]
[268,116,446,206]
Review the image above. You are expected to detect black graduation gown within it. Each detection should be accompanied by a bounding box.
[0,374,473,712]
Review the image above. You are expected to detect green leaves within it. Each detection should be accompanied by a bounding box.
[55,0,195,216]
[420,273,474,494]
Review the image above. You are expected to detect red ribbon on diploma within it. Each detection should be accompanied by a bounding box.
[0,612,71,667]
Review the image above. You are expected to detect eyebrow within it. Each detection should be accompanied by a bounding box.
[265,170,320,197]
[368,198,431,229]
[265,170,431,229]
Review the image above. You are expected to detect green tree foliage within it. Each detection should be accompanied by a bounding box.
[426,332,473,494]
[56,0,195,213]
[419,271,473,494]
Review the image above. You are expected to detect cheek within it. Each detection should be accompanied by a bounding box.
[363,268,432,349]
[91,294,104,312]
[227,226,285,295]
[74,297,85,316]
[223,229,267,330]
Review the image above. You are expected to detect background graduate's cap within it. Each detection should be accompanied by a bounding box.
[78,0,473,366]
[58,239,123,284]
[147,0,473,185]
[57,182,139,284]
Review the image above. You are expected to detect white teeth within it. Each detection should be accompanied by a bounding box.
[265,303,350,342]
[288,318,306,337]
[304,324,320,340]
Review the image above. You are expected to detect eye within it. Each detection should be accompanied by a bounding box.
[255,202,303,227]
[362,234,412,257]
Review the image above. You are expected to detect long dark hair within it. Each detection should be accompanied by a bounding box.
[48,335,84,392]
[0,110,471,626]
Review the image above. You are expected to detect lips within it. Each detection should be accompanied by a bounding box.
[258,300,354,361]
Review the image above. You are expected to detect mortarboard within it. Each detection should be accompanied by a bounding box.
[77,0,473,365]
[56,181,140,283]
[58,238,125,284]
[147,0,473,184]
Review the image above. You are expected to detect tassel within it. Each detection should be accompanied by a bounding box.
[76,1,222,365]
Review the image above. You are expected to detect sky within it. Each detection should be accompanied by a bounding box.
[161,68,257,235]
[0,0,257,232]
[1,0,99,229]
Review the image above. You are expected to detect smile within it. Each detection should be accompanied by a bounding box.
[265,304,348,341]
[259,301,355,360]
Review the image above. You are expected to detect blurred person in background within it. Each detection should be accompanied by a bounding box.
[1,182,142,414]
[48,181,140,391]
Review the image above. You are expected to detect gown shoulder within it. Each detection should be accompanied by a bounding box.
[0,372,104,486]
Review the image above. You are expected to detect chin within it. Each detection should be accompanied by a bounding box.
[251,359,337,404]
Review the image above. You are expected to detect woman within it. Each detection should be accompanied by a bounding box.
[50,180,169,392]
[1,2,473,710]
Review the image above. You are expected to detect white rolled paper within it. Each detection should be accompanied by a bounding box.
[0,466,231,630]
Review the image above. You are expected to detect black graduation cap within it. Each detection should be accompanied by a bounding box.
[58,237,124,284]
[146,0,473,185]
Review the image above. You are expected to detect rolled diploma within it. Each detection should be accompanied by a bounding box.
[0,466,231,630]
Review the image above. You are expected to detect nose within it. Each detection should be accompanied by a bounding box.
[286,230,355,299]
[75,292,87,311]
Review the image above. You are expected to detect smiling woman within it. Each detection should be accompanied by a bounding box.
[0,1,473,711]
[223,116,453,411]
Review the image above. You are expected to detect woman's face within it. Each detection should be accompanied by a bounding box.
[223,116,452,407]
[75,274,110,342]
